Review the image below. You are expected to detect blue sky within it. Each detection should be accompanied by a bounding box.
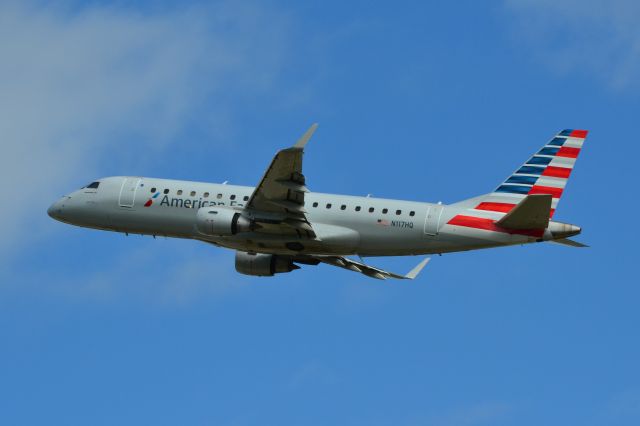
[1,0,639,424]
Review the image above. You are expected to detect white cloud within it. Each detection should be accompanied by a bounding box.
[504,0,640,89]
[5,238,250,307]
[0,1,290,258]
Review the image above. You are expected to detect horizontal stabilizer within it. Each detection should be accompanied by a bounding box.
[550,238,589,248]
[496,194,551,230]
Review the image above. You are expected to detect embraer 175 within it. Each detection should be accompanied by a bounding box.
[48,125,587,280]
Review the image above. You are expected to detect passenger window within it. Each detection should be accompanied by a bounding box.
[355,206,361,211]
[190,191,196,196]
[340,205,346,210]
[217,193,222,199]
[382,208,388,214]
[177,190,183,195]
[163,189,169,194]
[326,203,332,209]
[369,207,374,213]
[150,187,156,193]
[409,211,415,217]
[230,195,236,200]
[243,196,249,201]
[396,210,401,215]
[204,192,209,198]
[313,202,318,207]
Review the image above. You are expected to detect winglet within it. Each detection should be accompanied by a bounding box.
[404,257,431,280]
[293,123,318,149]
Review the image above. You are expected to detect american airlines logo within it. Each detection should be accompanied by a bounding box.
[144,193,242,209]
[144,192,161,207]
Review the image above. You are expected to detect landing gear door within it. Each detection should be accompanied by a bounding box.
[119,177,141,208]
[423,204,443,236]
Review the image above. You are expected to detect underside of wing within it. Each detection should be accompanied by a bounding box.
[496,194,552,230]
[312,255,430,280]
[245,124,318,239]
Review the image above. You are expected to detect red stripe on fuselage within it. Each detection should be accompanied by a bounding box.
[557,146,580,158]
[475,202,516,213]
[529,185,563,198]
[447,215,544,238]
[476,202,556,217]
[542,166,572,178]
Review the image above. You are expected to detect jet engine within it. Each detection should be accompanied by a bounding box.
[235,251,299,277]
[196,206,252,236]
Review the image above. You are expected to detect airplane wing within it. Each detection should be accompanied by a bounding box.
[245,124,318,238]
[312,255,430,280]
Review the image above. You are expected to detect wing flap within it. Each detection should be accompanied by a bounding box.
[266,199,308,214]
[276,179,309,193]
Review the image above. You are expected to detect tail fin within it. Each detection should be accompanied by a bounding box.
[471,129,588,218]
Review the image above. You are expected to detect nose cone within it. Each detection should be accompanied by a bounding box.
[47,199,64,221]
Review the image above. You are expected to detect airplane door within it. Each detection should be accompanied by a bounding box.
[423,204,443,236]
[118,177,141,208]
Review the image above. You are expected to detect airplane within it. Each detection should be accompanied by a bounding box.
[47,125,587,280]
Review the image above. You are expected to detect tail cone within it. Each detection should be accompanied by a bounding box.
[548,221,581,239]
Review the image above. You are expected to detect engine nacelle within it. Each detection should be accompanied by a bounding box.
[196,206,252,236]
[235,251,299,277]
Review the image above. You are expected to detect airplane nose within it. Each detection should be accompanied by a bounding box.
[47,199,63,220]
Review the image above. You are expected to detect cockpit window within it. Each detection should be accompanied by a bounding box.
[85,182,100,189]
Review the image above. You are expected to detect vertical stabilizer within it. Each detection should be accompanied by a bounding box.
[469,129,588,218]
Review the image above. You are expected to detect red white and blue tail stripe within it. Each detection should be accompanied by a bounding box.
[475,129,588,218]
[446,129,588,238]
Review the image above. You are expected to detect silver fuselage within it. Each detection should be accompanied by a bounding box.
[48,176,573,257]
